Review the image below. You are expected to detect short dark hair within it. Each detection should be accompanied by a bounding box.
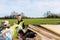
[17,14,21,16]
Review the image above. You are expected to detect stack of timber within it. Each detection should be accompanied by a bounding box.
[28,24,60,40]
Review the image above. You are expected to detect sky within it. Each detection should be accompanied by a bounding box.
[0,0,60,17]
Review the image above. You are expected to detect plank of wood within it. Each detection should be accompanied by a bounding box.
[40,25,60,35]
[28,24,60,40]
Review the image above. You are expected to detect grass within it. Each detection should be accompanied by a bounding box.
[0,18,60,25]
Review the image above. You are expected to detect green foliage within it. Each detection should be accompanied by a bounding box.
[0,18,60,25]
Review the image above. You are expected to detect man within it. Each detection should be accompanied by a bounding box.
[17,15,25,30]
[16,15,26,39]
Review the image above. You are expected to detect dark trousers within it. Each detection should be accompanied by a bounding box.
[22,29,36,40]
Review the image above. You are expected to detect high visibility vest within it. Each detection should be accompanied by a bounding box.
[18,21,26,33]
[10,24,18,38]
[19,21,24,27]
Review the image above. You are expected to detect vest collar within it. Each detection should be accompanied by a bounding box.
[18,20,23,24]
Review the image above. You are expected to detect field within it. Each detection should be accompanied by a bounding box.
[0,18,60,25]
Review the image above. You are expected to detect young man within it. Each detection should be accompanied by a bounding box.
[16,15,26,39]
[17,15,36,40]
[17,15,25,30]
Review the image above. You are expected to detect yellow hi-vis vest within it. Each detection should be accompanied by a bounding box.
[18,21,26,33]
[10,24,18,38]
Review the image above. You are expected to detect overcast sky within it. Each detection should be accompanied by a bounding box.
[0,0,60,17]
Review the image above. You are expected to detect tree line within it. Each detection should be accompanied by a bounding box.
[0,11,60,19]
[45,11,60,18]
[0,11,31,19]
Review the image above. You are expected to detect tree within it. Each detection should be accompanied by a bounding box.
[10,11,18,18]
[44,11,60,18]
[20,12,25,17]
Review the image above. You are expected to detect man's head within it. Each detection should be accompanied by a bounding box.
[17,15,22,21]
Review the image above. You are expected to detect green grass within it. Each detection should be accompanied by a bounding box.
[0,18,60,25]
